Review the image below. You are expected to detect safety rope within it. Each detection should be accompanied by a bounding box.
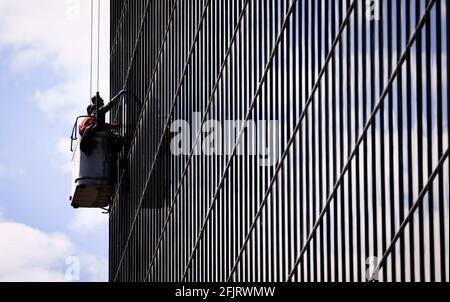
[97,0,101,93]
[87,0,103,127]
[89,0,102,103]
[89,0,94,105]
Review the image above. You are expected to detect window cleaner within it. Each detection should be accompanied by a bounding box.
[80,90,127,155]
[69,90,127,209]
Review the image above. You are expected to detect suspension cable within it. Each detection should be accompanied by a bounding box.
[89,0,94,103]
[97,0,101,93]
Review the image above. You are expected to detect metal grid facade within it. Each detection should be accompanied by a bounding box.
[109,0,449,282]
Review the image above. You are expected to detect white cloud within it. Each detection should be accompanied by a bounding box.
[35,77,92,123]
[0,212,107,282]
[78,253,108,282]
[69,209,108,233]
[0,0,110,122]
[0,220,72,281]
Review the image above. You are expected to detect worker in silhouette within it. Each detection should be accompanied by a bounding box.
[79,104,96,136]
[79,90,127,154]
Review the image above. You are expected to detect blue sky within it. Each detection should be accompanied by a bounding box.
[0,0,110,281]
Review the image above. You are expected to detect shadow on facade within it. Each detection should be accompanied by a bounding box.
[142,99,172,210]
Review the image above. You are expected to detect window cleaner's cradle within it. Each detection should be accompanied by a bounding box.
[70,131,118,209]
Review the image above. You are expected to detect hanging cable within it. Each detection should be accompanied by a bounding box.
[97,0,101,93]
[89,0,101,101]
[89,0,94,104]
[90,0,101,126]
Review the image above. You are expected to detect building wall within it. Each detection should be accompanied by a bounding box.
[109,0,449,282]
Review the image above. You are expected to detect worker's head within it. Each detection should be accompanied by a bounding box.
[86,104,95,115]
[91,95,104,107]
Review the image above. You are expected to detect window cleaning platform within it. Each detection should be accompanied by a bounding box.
[70,131,119,209]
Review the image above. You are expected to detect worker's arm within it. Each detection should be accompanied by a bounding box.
[111,89,127,103]
[100,90,127,113]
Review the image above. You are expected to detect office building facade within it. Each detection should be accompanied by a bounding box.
[109,0,449,282]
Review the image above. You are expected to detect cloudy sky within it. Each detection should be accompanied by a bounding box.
[0,0,110,281]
